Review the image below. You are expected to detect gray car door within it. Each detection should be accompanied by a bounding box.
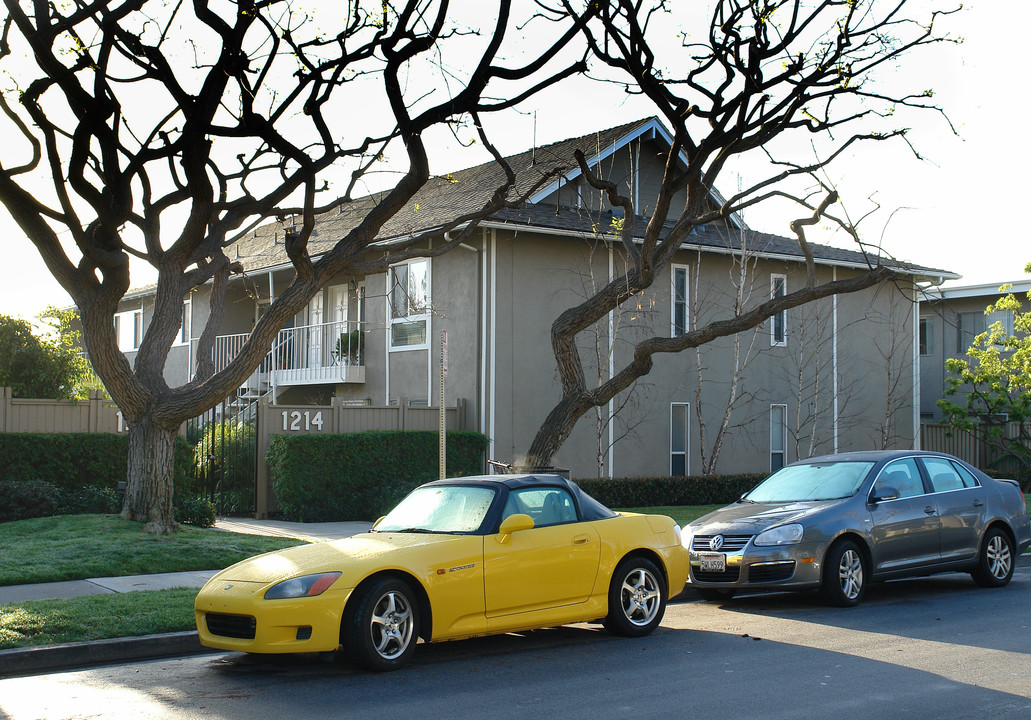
[868,458,941,573]
[919,456,985,563]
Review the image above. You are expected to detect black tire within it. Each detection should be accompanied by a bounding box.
[604,556,667,637]
[820,539,867,607]
[970,527,1015,588]
[341,576,420,672]
[696,588,736,603]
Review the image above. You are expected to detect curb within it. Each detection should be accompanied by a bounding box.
[0,631,216,678]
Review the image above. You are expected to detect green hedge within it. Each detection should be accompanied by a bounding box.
[0,433,194,492]
[574,474,767,508]
[267,430,490,521]
[0,478,214,526]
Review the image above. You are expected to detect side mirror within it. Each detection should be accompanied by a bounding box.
[870,487,900,503]
[497,513,534,543]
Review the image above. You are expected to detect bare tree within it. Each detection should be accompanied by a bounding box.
[691,232,765,475]
[574,232,657,478]
[524,0,955,467]
[0,0,590,532]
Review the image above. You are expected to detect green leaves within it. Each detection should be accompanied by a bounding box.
[939,275,1031,481]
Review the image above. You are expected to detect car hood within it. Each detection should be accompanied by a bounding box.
[689,500,845,534]
[213,532,467,586]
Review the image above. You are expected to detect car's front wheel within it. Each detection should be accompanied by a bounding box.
[342,576,420,672]
[820,539,867,607]
[970,527,1015,588]
[604,556,667,637]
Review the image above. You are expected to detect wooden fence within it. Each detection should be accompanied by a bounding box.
[0,387,125,434]
[921,421,1028,474]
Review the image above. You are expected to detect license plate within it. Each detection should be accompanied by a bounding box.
[699,553,726,572]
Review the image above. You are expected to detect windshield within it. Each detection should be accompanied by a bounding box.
[376,485,496,534]
[744,461,875,503]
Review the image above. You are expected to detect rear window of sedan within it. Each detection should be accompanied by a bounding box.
[745,461,875,503]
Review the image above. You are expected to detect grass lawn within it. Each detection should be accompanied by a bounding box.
[0,589,198,650]
[0,514,306,587]
[615,505,724,526]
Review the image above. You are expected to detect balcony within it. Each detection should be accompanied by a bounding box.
[214,321,366,399]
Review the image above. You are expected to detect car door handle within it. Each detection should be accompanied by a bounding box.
[572,535,590,545]
[924,506,937,515]
[973,499,984,507]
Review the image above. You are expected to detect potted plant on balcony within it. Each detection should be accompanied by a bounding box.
[335,329,365,365]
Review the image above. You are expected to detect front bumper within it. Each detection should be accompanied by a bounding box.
[685,538,827,591]
[195,579,354,654]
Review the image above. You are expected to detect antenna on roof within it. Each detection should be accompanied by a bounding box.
[531,111,537,166]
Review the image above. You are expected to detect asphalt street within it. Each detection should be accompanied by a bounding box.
[1,563,1028,720]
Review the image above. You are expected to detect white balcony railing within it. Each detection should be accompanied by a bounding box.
[213,320,366,399]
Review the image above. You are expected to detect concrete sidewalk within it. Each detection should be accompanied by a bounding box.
[0,517,372,676]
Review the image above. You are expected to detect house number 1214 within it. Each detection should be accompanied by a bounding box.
[281,410,324,431]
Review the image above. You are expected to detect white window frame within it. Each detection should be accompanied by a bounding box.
[771,274,787,347]
[175,298,191,346]
[115,308,143,352]
[670,402,690,476]
[770,403,787,472]
[671,264,690,337]
[389,258,431,351]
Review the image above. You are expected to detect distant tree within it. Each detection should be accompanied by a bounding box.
[0,313,89,398]
[939,265,1031,486]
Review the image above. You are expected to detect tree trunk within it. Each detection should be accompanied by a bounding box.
[121,418,179,535]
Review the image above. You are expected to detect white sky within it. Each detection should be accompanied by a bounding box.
[0,0,1024,322]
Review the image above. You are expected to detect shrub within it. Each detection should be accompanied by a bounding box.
[57,485,121,515]
[574,474,767,508]
[0,479,62,523]
[0,433,195,493]
[267,430,490,521]
[174,496,217,528]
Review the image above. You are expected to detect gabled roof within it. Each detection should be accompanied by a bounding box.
[224,117,955,282]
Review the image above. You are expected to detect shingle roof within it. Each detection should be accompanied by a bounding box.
[225,117,953,280]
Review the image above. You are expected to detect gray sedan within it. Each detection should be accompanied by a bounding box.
[682,450,1031,606]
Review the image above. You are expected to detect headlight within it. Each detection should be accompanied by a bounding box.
[681,524,694,550]
[754,524,804,546]
[264,572,342,600]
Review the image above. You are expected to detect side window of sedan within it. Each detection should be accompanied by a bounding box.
[922,457,979,492]
[873,459,925,499]
[501,488,578,527]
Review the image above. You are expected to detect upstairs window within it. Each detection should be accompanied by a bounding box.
[671,265,689,337]
[919,318,932,356]
[390,258,430,349]
[771,274,787,346]
[177,299,192,345]
[115,308,144,352]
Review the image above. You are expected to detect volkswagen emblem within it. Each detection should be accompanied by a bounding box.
[709,535,725,551]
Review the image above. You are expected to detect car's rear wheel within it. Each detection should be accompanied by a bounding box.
[696,588,736,602]
[342,576,419,672]
[820,539,867,607]
[604,556,667,637]
[970,527,1015,588]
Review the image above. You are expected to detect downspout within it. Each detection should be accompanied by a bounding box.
[912,281,921,450]
[608,243,615,478]
[832,267,839,454]
[490,228,498,467]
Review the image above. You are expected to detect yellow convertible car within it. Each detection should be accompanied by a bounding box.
[195,474,688,671]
